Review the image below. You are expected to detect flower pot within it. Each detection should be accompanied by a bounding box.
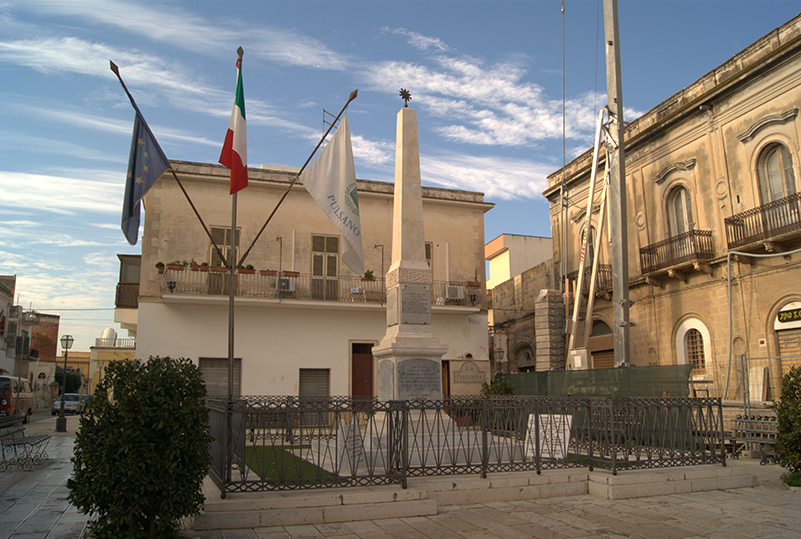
[238,268,256,274]
[466,281,481,288]
[156,267,164,274]
[199,265,209,272]
[209,266,228,273]
[166,264,185,271]
[190,264,200,271]
[260,270,277,276]
[281,271,300,278]
[361,276,375,281]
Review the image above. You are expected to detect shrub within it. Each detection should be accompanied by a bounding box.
[776,365,801,474]
[481,376,514,396]
[68,356,212,538]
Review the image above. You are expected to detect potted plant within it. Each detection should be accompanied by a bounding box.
[238,264,256,274]
[260,268,277,276]
[282,270,300,278]
[189,259,200,271]
[362,270,375,281]
[209,261,228,273]
[166,260,185,271]
[155,262,165,274]
[199,262,209,272]
[466,280,481,288]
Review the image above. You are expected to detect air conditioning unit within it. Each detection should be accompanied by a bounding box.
[277,277,296,292]
[445,285,465,300]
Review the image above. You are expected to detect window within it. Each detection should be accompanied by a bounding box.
[579,226,596,268]
[312,234,338,299]
[210,226,241,268]
[425,242,433,271]
[668,186,693,236]
[758,143,796,204]
[686,328,705,374]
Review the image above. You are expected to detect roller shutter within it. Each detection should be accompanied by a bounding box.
[778,328,801,375]
[199,358,241,397]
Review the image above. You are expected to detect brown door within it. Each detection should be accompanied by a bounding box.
[352,343,373,399]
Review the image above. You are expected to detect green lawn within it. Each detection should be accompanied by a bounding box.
[244,445,339,483]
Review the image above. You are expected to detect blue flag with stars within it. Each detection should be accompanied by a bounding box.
[121,110,169,245]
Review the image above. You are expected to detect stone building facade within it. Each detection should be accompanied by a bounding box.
[538,14,801,400]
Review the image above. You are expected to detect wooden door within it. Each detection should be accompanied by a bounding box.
[351,343,373,399]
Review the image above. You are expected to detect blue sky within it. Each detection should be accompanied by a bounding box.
[1,0,800,351]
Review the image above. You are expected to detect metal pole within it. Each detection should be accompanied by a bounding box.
[603,0,630,367]
[56,349,68,432]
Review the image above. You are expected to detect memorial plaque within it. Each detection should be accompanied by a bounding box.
[525,414,572,460]
[397,357,441,400]
[337,419,366,476]
[378,360,395,401]
[400,284,431,325]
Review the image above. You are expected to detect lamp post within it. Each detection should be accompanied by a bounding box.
[56,334,73,433]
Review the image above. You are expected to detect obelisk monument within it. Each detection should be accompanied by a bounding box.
[373,98,448,401]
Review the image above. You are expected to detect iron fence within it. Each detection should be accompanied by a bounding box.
[207,395,725,495]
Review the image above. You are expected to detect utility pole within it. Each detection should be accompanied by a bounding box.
[603,0,630,366]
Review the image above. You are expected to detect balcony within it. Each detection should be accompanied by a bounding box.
[725,192,801,251]
[567,264,613,295]
[157,269,481,307]
[94,337,136,349]
[639,230,714,276]
[115,282,139,308]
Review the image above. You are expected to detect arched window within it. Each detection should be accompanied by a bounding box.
[758,143,796,204]
[668,186,693,236]
[685,328,705,374]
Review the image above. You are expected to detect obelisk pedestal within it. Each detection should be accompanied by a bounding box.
[373,106,447,402]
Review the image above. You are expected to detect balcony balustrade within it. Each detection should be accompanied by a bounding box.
[94,337,136,349]
[157,269,480,307]
[639,230,714,275]
[725,192,801,250]
[566,264,613,292]
[115,282,140,308]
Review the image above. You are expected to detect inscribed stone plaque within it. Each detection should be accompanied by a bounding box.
[337,419,366,476]
[400,284,431,325]
[386,287,399,327]
[525,414,573,460]
[378,360,395,401]
[397,357,441,401]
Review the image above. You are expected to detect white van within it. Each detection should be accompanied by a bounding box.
[0,376,34,423]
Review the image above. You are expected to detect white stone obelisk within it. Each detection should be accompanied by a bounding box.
[373,106,447,402]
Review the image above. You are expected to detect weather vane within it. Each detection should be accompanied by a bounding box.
[399,88,412,107]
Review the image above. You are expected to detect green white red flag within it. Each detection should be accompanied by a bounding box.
[219,48,248,194]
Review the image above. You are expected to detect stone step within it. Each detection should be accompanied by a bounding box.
[194,478,437,530]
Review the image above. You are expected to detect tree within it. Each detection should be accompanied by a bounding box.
[68,356,212,538]
[776,365,801,474]
[55,366,82,394]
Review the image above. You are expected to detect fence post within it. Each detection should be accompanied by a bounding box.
[535,398,541,475]
[401,401,409,489]
[610,398,617,475]
[717,399,726,466]
[481,398,489,478]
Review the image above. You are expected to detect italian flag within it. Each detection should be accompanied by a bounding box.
[219,50,248,194]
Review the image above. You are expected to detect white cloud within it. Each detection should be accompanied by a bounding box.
[382,27,451,52]
[0,171,121,214]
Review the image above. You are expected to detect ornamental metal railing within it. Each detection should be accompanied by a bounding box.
[159,270,480,307]
[115,282,139,308]
[639,230,714,274]
[566,264,613,292]
[725,192,801,249]
[206,395,725,495]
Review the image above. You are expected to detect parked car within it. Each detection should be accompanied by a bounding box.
[51,394,86,415]
[81,394,92,408]
[0,375,34,423]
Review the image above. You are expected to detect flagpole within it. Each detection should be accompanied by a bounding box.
[237,89,358,268]
[229,192,237,402]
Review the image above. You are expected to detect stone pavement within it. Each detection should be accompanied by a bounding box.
[2,415,799,539]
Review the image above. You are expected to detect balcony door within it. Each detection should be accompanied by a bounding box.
[312,234,338,300]
[759,144,798,235]
[668,186,694,260]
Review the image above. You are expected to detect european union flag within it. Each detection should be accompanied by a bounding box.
[121,110,169,245]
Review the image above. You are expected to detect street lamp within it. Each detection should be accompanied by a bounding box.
[56,334,73,433]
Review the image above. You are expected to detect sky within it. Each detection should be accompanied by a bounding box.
[2,0,800,352]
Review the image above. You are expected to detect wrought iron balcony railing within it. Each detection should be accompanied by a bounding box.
[566,264,612,291]
[725,192,801,249]
[157,269,481,307]
[639,230,714,274]
[115,282,140,309]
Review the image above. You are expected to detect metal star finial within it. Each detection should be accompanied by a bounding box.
[399,88,412,107]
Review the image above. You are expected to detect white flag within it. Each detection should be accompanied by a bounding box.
[300,113,364,275]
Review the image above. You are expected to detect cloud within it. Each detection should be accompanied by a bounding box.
[0,171,121,215]
[382,27,451,52]
[420,152,554,201]
[14,0,349,70]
